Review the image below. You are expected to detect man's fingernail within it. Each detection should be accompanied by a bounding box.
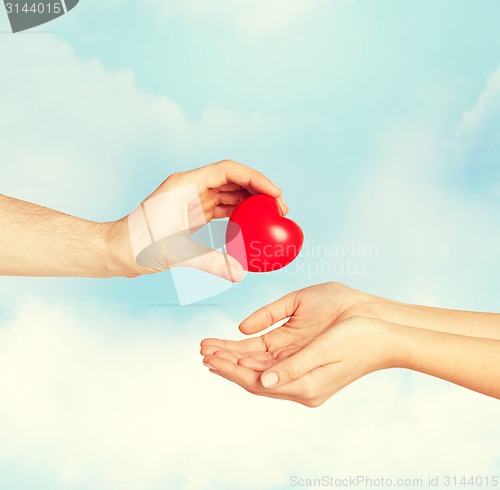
[277,198,288,215]
[224,264,242,282]
[261,372,279,388]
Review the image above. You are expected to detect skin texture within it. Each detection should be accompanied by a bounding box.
[0,160,287,280]
[201,282,500,407]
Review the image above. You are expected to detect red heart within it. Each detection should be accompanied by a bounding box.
[225,194,304,273]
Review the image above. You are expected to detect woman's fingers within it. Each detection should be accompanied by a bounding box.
[202,347,273,365]
[258,334,330,388]
[200,337,266,355]
[203,355,261,389]
[239,292,298,335]
[275,346,301,360]
[210,349,240,363]
[238,356,275,372]
[203,354,323,406]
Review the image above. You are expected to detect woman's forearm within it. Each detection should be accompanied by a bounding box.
[364,295,500,340]
[391,322,500,398]
[0,194,127,277]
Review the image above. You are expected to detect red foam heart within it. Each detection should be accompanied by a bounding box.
[225,194,304,273]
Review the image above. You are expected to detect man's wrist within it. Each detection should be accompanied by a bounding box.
[101,218,142,278]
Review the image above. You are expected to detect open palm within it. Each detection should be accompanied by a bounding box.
[201,283,390,406]
[201,283,368,376]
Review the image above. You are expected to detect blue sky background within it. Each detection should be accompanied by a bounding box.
[1,1,500,489]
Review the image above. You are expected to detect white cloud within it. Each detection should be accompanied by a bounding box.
[0,35,294,221]
[143,0,331,34]
[344,71,500,309]
[0,30,312,313]
[458,67,500,134]
[449,67,500,199]
[0,299,498,489]
[1,16,499,490]
[0,34,186,218]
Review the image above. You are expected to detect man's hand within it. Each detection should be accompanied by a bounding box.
[112,160,288,280]
[0,159,285,279]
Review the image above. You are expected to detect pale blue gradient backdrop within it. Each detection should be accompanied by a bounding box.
[44,0,500,312]
[1,2,499,489]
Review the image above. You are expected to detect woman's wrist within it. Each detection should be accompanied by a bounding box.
[343,287,396,324]
[357,294,434,333]
[337,282,454,331]
[369,318,406,371]
[343,317,403,373]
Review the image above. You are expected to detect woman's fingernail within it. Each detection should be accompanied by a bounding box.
[261,372,279,388]
[205,363,219,373]
[203,362,219,372]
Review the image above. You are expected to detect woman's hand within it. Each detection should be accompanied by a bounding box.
[201,282,373,364]
[201,282,500,405]
[201,314,396,407]
[200,283,394,406]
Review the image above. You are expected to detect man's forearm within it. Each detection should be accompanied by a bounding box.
[0,194,130,277]
[393,323,500,399]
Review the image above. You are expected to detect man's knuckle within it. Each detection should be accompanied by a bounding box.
[165,171,182,184]
[197,253,219,274]
[329,281,345,293]
[264,308,274,325]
